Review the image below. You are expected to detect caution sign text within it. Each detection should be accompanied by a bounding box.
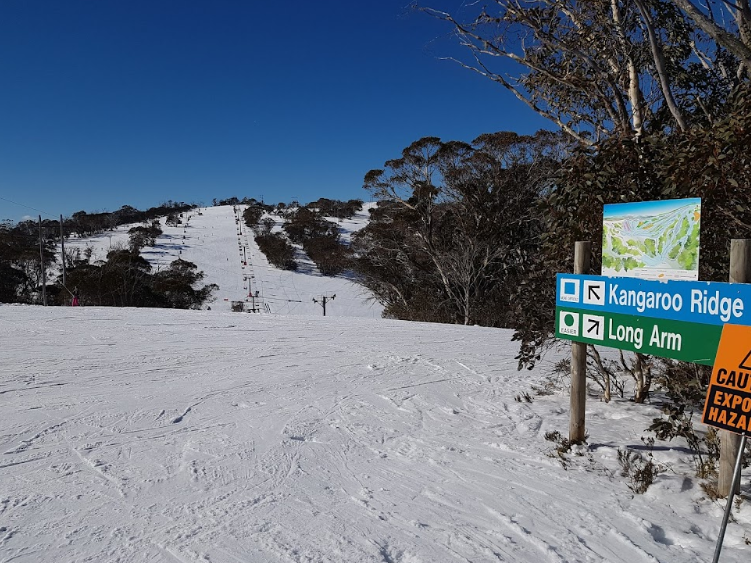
[702,324,751,435]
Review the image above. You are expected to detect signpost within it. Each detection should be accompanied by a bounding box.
[556,274,751,560]
[557,274,751,327]
[558,201,747,560]
[701,324,751,435]
[554,272,751,364]
[700,324,750,563]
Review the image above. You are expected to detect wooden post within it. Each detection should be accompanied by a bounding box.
[719,239,751,496]
[570,241,591,444]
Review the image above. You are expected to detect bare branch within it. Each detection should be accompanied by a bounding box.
[634,0,688,131]
[669,0,751,66]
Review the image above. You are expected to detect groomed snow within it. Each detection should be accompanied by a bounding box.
[1,305,748,562]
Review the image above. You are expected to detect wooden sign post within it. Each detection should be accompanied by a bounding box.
[569,242,590,444]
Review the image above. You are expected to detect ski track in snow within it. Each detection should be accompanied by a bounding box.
[1,307,749,562]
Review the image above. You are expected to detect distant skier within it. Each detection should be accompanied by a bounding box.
[71,287,79,307]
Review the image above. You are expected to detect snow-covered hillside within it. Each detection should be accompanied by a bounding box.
[60,204,383,317]
[1,305,748,562]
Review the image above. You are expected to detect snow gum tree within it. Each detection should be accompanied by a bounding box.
[358,131,564,326]
[420,0,746,139]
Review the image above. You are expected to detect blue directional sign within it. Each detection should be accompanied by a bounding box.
[556,274,751,327]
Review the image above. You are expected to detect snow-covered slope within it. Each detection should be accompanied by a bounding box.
[60,204,383,317]
[1,305,748,562]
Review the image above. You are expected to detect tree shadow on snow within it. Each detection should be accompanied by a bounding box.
[589,442,695,455]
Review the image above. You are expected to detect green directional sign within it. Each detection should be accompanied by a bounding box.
[555,306,722,365]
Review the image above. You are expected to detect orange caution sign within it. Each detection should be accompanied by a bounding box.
[702,324,751,435]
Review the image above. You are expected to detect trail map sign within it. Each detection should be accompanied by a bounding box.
[602,198,701,281]
[702,324,751,435]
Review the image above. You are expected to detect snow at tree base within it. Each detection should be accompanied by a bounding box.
[2,206,749,562]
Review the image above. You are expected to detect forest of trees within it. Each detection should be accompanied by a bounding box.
[0,202,216,309]
[242,198,363,275]
[354,131,565,326]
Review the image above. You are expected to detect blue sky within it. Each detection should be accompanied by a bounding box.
[0,0,548,223]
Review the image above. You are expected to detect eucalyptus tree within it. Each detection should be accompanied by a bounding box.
[420,0,741,140]
[359,131,564,326]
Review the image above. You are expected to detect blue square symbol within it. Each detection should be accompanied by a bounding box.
[559,279,580,302]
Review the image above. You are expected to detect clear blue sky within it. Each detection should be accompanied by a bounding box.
[0,0,549,223]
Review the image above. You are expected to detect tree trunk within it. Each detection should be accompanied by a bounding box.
[611,0,644,135]
[669,0,751,67]
[633,353,652,403]
[635,0,688,132]
[589,344,612,403]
